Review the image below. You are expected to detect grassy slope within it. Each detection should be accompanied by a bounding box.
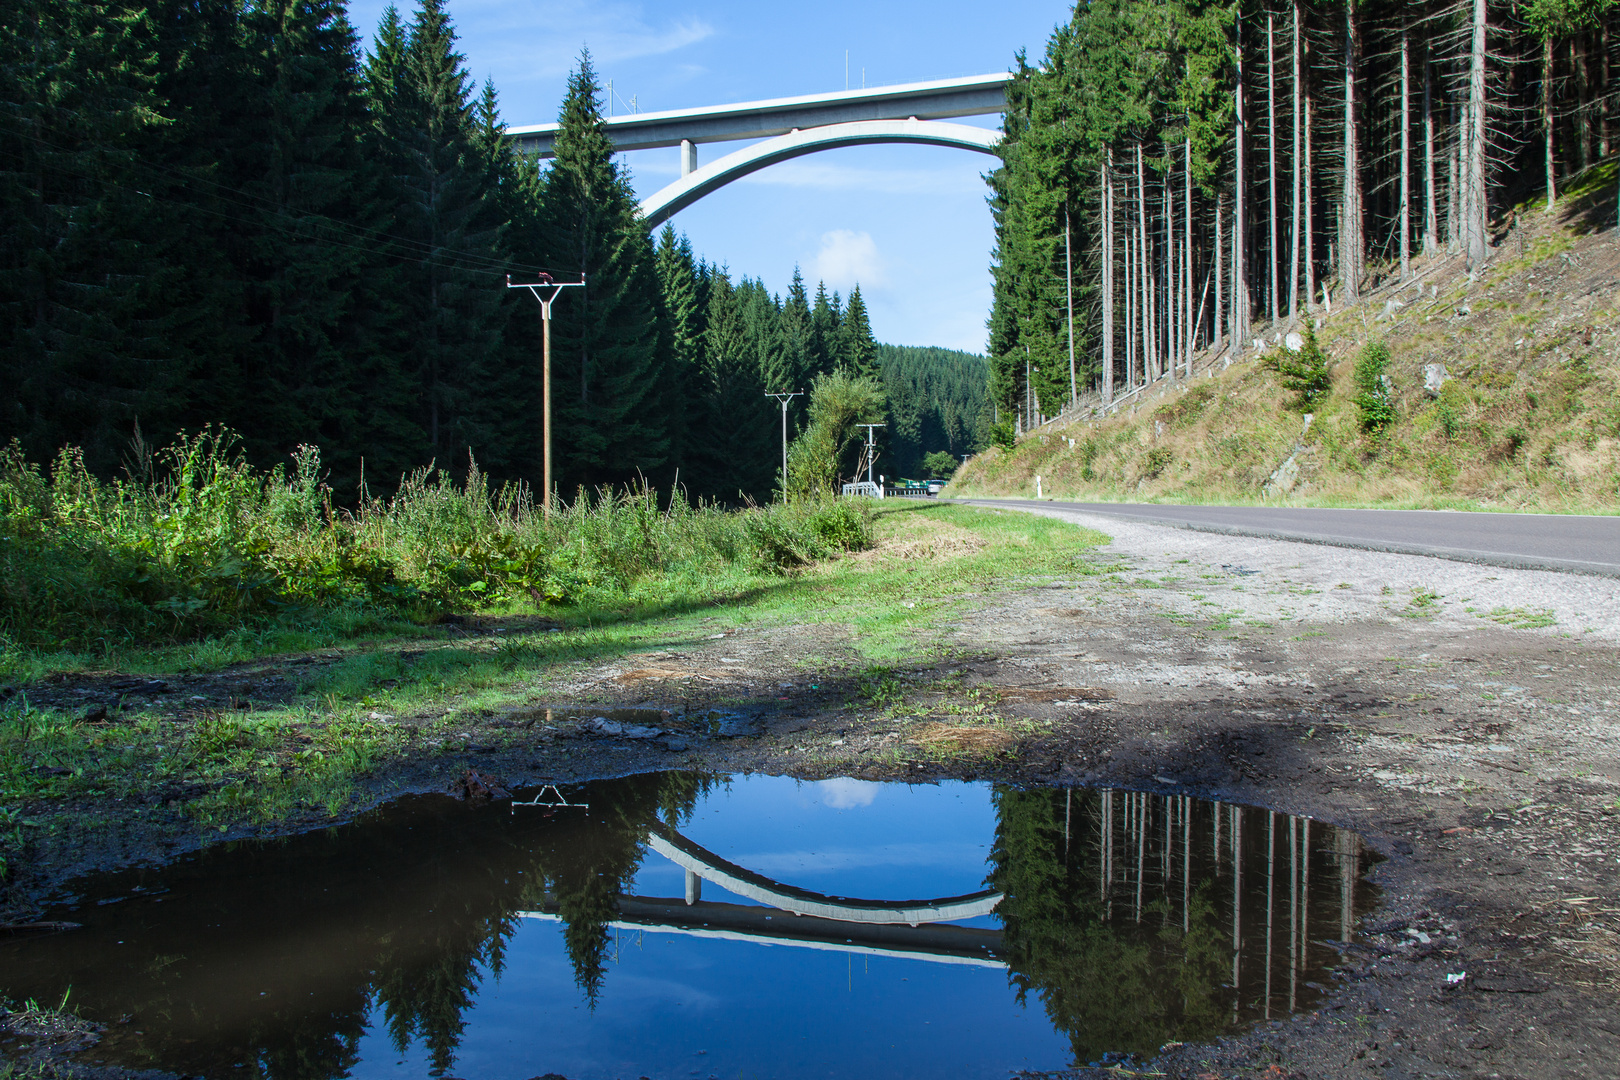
[951,160,1620,513]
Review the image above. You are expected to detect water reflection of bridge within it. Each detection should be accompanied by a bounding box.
[520,821,1007,969]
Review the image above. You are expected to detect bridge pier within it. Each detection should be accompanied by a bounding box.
[684,868,702,905]
[680,139,696,177]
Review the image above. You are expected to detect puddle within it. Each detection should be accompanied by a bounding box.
[2,777,1375,1078]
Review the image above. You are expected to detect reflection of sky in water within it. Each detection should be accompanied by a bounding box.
[633,774,998,905]
[352,775,1061,1080]
[357,919,1065,1080]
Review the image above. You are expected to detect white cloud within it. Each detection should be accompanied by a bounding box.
[807,230,887,291]
[815,777,879,809]
[352,2,714,86]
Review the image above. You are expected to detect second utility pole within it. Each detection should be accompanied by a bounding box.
[507,273,584,517]
[765,390,803,502]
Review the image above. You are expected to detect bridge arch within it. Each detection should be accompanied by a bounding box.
[647,825,1002,926]
[638,119,1001,229]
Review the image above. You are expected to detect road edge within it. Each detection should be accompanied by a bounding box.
[949,498,1620,579]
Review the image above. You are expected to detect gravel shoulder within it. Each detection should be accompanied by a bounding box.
[5,504,1619,1079]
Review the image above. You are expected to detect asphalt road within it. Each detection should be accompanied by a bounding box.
[953,499,1620,577]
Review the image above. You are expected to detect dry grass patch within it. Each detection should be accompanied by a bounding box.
[851,514,989,563]
[908,721,1016,753]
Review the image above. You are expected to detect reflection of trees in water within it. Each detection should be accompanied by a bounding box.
[527,770,712,1005]
[363,770,714,1072]
[989,787,1367,1066]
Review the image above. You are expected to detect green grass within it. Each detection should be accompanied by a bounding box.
[0,503,1109,862]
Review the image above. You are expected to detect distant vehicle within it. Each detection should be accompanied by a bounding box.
[926,479,946,495]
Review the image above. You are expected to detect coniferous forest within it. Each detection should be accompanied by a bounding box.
[0,0,986,506]
[988,0,1619,427]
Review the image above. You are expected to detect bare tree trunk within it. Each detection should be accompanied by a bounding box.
[1601,23,1611,158]
[1340,0,1364,299]
[1304,42,1316,311]
[1544,34,1557,209]
[1424,46,1438,254]
[1185,132,1194,372]
[1235,10,1251,344]
[1465,0,1488,268]
[1138,143,1155,380]
[1168,149,1178,383]
[1126,211,1136,388]
[1290,0,1303,321]
[1268,15,1280,323]
[1401,26,1412,279]
[1102,152,1115,405]
[1579,33,1595,168]
[1065,204,1076,406]
[1447,100,1461,253]
[1215,192,1225,349]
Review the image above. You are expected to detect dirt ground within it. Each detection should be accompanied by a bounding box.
[6,503,1620,1080]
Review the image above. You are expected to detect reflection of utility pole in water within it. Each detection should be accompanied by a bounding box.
[1232,804,1243,1023]
[1214,799,1222,872]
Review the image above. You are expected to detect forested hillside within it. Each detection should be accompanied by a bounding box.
[986,0,1620,425]
[0,0,967,505]
[874,345,991,478]
[955,167,1620,509]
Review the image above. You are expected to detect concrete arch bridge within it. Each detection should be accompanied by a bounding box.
[521,821,1007,969]
[507,74,1008,228]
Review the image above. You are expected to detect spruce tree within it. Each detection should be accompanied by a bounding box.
[686,271,776,502]
[837,285,878,380]
[538,51,666,491]
[653,225,704,480]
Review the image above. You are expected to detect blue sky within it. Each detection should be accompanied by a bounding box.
[344,0,1074,352]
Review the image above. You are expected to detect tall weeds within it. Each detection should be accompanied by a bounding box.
[0,432,873,652]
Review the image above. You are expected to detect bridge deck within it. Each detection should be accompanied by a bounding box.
[507,73,1009,157]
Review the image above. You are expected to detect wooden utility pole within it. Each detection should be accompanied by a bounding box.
[507,273,585,516]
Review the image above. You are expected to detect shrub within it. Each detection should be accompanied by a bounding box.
[1351,342,1397,433]
[1140,447,1174,480]
[1264,325,1333,409]
[0,431,875,652]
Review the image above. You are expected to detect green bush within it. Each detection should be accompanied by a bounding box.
[1351,342,1397,433]
[1264,326,1333,409]
[0,430,875,652]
